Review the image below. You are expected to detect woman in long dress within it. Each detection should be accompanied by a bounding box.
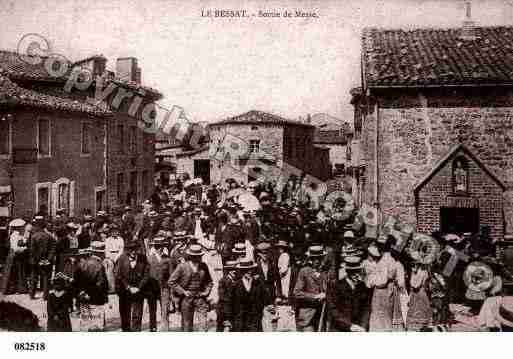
[406,262,432,331]
[367,240,406,331]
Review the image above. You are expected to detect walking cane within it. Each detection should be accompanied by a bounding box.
[317,299,326,332]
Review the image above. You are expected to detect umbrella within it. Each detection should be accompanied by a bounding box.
[237,192,262,212]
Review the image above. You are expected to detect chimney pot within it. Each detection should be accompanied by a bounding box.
[116,57,139,82]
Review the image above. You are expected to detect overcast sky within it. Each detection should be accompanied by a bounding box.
[1,0,513,124]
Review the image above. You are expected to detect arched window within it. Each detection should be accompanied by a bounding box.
[452,156,469,194]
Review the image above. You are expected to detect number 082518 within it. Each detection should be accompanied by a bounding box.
[13,342,46,351]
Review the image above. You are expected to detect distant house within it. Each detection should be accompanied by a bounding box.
[313,122,352,176]
[208,110,331,185]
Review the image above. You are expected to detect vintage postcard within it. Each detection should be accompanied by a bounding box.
[1,0,513,348]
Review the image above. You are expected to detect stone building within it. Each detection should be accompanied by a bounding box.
[0,51,161,216]
[0,73,109,218]
[208,110,331,185]
[351,25,513,240]
[313,122,351,177]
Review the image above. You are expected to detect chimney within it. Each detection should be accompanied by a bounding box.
[116,57,138,82]
[306,114,312,124]
[134,66,142,84]
[460,0,477,40]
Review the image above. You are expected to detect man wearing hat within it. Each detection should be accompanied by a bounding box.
[168,244,213,331]
[115,241,150,331]
[216,260,238,332]
[73,241,109,331]
[228,259,271,332]
[293,245,329,331]
[28,216,55,300]
[255,241,281,303]
[146,236,171,331]
[327,256,370,331]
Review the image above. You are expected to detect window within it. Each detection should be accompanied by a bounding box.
[95,189,105,213]
[58,183,69,211]
[117,173,124,202]
[118,124,124,153]
[37,187,49,215]
[38,118,50,156]
[0,118,10,155]
[81,122,91,154]
[249,139,260,153]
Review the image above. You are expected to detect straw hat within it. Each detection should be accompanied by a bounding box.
[306,245,327,257]
[343,230,355,239]
[256,242,272,252]
[232,242,246,254]
[236,259,258,270]
[343,256,363,271]
[9,218,26,227]
[275,240,289,248]
[223,260,238,270]
[185,244,205,257]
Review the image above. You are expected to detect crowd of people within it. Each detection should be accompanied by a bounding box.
[1,174,513,332]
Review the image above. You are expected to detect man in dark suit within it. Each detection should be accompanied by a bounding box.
[114,241,150,331]
[228,259,271,332]
[168,244,213,331]
[327,256,370,331]
[255,242,281,302]
[216,260,238,331]
[28,216,55,300]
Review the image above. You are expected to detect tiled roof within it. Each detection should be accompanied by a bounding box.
[0,75,111,116]
[211,110,314,128]
[0,50,162,99]
[362,26,513,87]
[0,50,70,82]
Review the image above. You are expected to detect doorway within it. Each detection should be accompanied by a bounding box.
[194,159,210,185]
[439,207,480,235]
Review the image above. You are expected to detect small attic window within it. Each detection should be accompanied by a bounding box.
[251,125,258,130]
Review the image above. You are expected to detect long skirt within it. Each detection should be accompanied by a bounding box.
[406,288,432,331]
[369,287,393,331]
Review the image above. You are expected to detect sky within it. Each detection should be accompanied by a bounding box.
[1,0,513,124]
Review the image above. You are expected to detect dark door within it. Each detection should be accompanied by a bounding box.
[194,160,210,185]
[440,207,480,235]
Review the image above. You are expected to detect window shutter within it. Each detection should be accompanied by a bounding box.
[51,183,58,217]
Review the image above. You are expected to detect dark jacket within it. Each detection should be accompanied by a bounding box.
[114,253,150,298]
[255,258,281,302]
[230,277,271,332]
[217,275,237,326]
[327,277,370,331]
[73,256,109,305]
[146,253,171,296]
[28,229,55,265]
[168,261,213,298]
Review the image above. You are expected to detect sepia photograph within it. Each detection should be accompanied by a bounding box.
[1,0,513,350]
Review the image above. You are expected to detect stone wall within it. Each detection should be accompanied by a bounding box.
[358,88,513,235]
[209,123,284,185]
